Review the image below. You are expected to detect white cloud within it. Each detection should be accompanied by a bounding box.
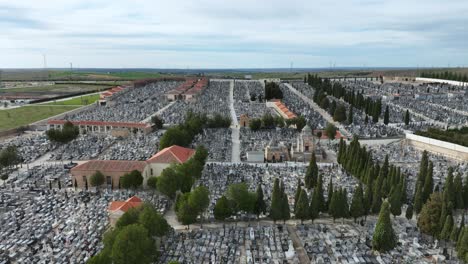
[0,0,467,68]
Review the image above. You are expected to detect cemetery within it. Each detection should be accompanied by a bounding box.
[0,76,467,263]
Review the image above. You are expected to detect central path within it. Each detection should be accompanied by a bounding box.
[283,83,351,138]
[229,80,241,163]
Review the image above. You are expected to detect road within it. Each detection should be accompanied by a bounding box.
[283,83,351,138]
[229,80,241,163]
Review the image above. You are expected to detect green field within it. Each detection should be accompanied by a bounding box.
[42,94,100,106]
[0,105,80,132]
[0,83,113,94]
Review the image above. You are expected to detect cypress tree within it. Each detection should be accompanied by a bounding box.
[417,192,443,237]
[440,215,454,240]
[295,188,309,223]
[443,168,455,208]
[310,188,320,222]
[294,181,302,211]
[405,204,413,220]
[280,186,290,223]
[270,179,282,222]
[389,187,402,217]
[326,178,334,210]
[457,227,468,261]
[414,184,423,214]
[341,188,350,220]
[315,174,325,212]
[347,106,354,124]
[328,188,340,222]
[422,161,434,204]
[404,109,410,125]
[463,176,468,209]
[454,173,464,209]
[350,184,365,222]
[372,201,397,252]
[305,155,318,189]
[371,182,382,214]
[253,185,267,218]
[383,105,389,125]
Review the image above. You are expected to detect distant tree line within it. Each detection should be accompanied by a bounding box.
[306,74,382,123]
[421,71,468,83]
[416,127,468,147]
[159,111,231,150]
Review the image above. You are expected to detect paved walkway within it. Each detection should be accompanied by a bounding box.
[141,101,175,123]
[287,225,311,264]
[229,80,241,163]
[283,83,351,137]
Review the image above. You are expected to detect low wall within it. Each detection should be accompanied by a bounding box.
[405,133,468,161]
[416,77,468,87]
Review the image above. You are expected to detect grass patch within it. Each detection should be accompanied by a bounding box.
[0,84,112,94]
[41,94,100,106]
[0,105,80,132]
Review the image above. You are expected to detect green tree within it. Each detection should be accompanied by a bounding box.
[188,186,210,225]
[249,118,262,131]
[214,196,233,221]
[156,166,180,198]
[294,188,309,223]
[151,115,164,129]
[383,105,389,125]
[454,173,465,209]
[417,192,443,237]
[347,106,354,124]
[421,161,434,204]
[111,224,154,264]
[226,183,256,214]
[176,195,197,228]
[89,170,105,188]
[116,207,141,229]
[404,110,410,125]
[305,154,318,189]
[389,187,402,217]
[270,179,282,222]
[253,185,267,218]
[159,126,191,150]
[440,215,454,241]
[350,184,365,222]
[372,201,397,252]
[326,178,334,210]
[193,145,209,165]
[333,105,347,122]
[138,204,170,237]
[457,227,468,262]
[405,204,413,220]
[146,177,158,190]
[325,123,337,143]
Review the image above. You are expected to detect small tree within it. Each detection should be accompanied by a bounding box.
[350,184,365,222]
[90,171,105,189]
[214,196,232,221]
[253,185,267,218]
[404,110,410,126]
[372,201,397,252]
[405,204,414,220]
[325,123,337,144]
[294,188,309,224]
[151,115,164,129]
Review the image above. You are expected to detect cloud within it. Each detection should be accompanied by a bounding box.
[0,0,467,68]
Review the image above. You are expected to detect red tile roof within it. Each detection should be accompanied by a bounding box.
[71,160,147,173]
[108,196,142,212]
[273,101,297,119]
[146,145,195,164]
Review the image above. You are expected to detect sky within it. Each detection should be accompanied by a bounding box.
[1,0,468,69]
